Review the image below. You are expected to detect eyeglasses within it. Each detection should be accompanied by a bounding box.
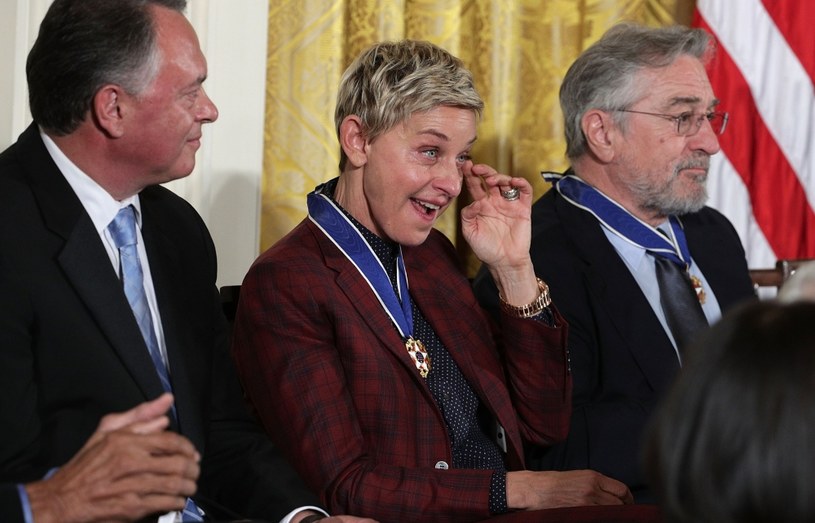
[614,109,729,136]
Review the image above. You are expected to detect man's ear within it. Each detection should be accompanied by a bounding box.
[582,109,617,163]
[91,84,126,138]
[338,115,368,168]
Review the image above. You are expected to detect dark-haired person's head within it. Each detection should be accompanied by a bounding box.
[645,300,815,522]
[26,0,218,198]
[27,0,188,136]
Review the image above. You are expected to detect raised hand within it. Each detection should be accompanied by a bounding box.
[460,161,533,269]
[461,161,539,306]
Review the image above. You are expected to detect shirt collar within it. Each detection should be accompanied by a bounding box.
[598,212,672,270]
[40,128,142,231]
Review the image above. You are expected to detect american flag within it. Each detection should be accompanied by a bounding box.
[694,0,815,269]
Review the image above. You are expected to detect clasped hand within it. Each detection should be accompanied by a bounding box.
[25,394,200,523]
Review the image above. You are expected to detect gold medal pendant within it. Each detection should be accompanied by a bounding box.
[405,336,431,378]
[690,274,706,304]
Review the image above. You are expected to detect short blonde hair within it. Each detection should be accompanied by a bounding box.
[335,40,484,170]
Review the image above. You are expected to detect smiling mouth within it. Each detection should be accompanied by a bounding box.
[412,198,441,215]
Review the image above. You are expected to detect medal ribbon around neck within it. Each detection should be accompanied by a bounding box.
[307,184,431,377]
[543,171,693,268]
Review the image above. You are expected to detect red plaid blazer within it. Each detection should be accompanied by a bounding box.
[232,219,571,522]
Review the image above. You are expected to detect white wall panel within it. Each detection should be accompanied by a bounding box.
[0,0,267,287]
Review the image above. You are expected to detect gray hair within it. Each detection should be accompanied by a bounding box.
[560,23,714,159]
[334,40,484,170]
[27,0,187,135]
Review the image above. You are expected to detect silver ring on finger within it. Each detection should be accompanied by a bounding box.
[501,187,520,201]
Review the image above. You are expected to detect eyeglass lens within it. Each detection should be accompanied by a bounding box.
[681,113,728,136]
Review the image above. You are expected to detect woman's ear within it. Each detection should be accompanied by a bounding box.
[338,115,369,168]
[91,84,127,138]
[582,109,617,164]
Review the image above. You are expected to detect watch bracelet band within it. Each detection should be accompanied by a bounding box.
[499,278,551,319]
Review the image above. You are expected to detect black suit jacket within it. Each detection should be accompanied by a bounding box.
[0,483,24,523]
[0,124,318,520]
[474,187,755,501]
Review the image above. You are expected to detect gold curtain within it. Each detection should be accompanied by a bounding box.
[262,0,695,273]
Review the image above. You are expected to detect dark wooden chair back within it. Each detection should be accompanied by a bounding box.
[749,258,815,297]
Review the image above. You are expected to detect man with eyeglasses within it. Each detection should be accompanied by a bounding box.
[474,23,755,503]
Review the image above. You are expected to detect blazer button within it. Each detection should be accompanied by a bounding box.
[434,461,449,470]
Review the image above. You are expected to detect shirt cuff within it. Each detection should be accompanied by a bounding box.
[488,471,508,515]
[16,484,33,523]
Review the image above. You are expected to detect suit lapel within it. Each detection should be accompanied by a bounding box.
[139,195,202,439]
[18,125,170,398]
[311,222,505,402]
[684,216,752,312]
[405,245,523,456]
[554,194,680,392]
[58,220,170,401]
[404,247,505,398]
[85,186,212,445]
[311,221,523,458]
[17,125,169,402]
[314,222,503,383]
[310,222,426,382]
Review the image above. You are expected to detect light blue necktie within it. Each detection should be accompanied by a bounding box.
[108,206,204,522]
[108,206,173,395]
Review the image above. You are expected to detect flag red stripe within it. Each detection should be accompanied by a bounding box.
[761,0,815,84]
[695,13,815,258]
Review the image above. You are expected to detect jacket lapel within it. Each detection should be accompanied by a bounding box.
[20,125,169,404]
[139,194,202,440]
[554,193,680,393]
[404,247,505,399]
[404,244,523,459]
[310,220,523,459]
[684,215,753,312]
[310,222,425,379]
[58,220,170,401]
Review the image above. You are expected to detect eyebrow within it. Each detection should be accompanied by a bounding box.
[184,74,207,90]
[665,96,721,110]
[418,129,477,147]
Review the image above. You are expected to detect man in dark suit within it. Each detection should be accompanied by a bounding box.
[474,23,756,502]
[0,1,372,522]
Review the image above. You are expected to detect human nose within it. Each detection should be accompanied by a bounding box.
[435,159,463,197]
[687,116,720,155]
[197,88,219,124]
